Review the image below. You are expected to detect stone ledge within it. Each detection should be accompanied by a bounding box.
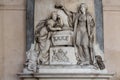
[38,67,108,74]
[17,73,114,79]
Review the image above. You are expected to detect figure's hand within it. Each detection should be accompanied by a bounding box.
[55,27,62,31]
[58,28,62,30]
[55,4,64,9]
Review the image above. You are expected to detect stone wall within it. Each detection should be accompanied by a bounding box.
[0,0,26,80]
[0,0,120,80]
[103,0,120,79]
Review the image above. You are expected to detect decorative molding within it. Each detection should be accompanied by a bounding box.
[17,73,114,79]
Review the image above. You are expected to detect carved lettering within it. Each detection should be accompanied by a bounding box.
[53,36,68,42]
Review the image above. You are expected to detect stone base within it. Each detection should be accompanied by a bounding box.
[18,66,114,80]
[17,73,114,80]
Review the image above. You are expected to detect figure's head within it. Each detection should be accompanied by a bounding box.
[51,11,58,21]
[78,3,88,14]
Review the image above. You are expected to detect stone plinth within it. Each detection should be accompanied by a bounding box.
[18,66,114,80]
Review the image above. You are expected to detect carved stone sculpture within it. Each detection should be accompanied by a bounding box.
[23,3,105,73]
[74,3,95,65]
[35,11,62,65]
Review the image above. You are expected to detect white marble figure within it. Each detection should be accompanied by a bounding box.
[35,11,63,65]
[74,3,95,65]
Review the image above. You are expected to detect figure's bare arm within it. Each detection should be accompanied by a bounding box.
[55,4,72,17]
[48,24,62,31]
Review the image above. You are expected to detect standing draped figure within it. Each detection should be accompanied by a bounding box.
[74,3,95,65]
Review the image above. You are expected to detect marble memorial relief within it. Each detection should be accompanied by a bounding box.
[23,0,105,74]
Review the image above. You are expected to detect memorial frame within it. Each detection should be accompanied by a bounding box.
[26,0,104,52]
[17,1,115,79]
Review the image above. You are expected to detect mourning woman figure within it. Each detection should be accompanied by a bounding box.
[74,3,95,65]
[35,11,62,64]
